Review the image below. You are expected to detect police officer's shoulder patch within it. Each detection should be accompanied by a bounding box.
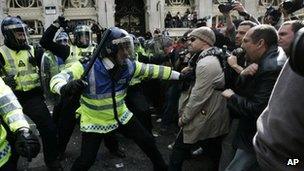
[79,57,90,64]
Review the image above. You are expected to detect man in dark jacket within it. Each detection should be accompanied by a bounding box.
[221,24,285,171]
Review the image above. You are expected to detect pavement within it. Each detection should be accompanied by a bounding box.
[17,116,216,171]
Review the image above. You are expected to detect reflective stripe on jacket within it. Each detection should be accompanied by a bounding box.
[0,45,40,91]
[65,45,95,67]
[0,78,30,167]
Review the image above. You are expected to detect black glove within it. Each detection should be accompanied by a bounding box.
[3,75,17,89]
[15,128,40,160]
[53,16,68,30]
[60,79,87,97]
[58,16,68,29]
[179,69,195,82]
[91,22,102,34]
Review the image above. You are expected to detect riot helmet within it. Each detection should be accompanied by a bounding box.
[137,36,145,48]
[73,25,92,48]
[1,16,30,50]
[101,27,134,66]
[55,32,68,46]
[130,34,140,48]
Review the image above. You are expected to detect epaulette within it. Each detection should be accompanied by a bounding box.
[79,56,90,64]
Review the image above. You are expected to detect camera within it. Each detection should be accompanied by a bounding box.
[178,49,190,64]
[218,0,235,13]
[264,6,282,25]
[232,47,245,57]
[281,0,304,14]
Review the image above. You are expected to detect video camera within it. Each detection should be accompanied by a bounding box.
[281,0,304,14]
[218,0,236,13]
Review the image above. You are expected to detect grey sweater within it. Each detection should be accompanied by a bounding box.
[254,60,304,171]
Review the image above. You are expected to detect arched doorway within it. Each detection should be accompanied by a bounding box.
[115,0,145,36]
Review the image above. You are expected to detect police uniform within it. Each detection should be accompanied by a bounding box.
[40,24,122,157]
[0,45,60,168]
[50,56,177,170]
[0,78,31,170]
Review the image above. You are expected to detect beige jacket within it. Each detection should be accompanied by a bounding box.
[180,52,230,144]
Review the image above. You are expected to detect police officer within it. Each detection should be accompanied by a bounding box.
[0,77,40,171]
[40,19,125,159]
[64,25,95,66]
[50,27,183,170]
[40,31,68,107]
[0,16,62,170]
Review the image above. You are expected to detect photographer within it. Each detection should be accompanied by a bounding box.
[220,1,259,42]
[219,20,257,171]
[169,27,230,171]
[222,25,285,171]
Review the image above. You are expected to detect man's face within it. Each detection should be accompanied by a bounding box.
[241,29,260,63]
[187,36,205,53]
[235,25,251,47]
[79,34,90,46]
[115,47,128,66]
[115,41,134,66]
[264,16,275,26]
[278,24,294,54]
[57,39,68,46]
[13,30,27,45]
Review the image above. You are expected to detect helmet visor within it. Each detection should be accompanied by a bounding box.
[75,30,92,47]
[5,23,30,48]
[113,36,134,58]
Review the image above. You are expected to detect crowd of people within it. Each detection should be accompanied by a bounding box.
[165,9,204,28]
[0,0,304,171]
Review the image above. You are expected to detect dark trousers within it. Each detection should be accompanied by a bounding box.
[71,116,167,171]
[169,132,222,171]
[53,95,120,154]
[18,94,58,165]
[125,84,153,133]
[52,95,79,154]
[161,83,181,126]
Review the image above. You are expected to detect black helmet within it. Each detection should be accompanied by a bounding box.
[130,34,140,47]
[73,25,92,48]
[137,36,145,47]
[102,27,134,58]
[1,16,30,50]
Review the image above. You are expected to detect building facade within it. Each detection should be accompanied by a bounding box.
[1,0,304,44]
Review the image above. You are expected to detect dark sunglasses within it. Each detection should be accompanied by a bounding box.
[188,37,197,42]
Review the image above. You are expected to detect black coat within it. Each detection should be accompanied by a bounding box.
[227,46,285,152]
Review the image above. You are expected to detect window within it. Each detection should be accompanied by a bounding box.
[8,0,42,8]
[62,0,96,8]
[259,0,282,7]
[165,0,191,6]
[24,20,44,35]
